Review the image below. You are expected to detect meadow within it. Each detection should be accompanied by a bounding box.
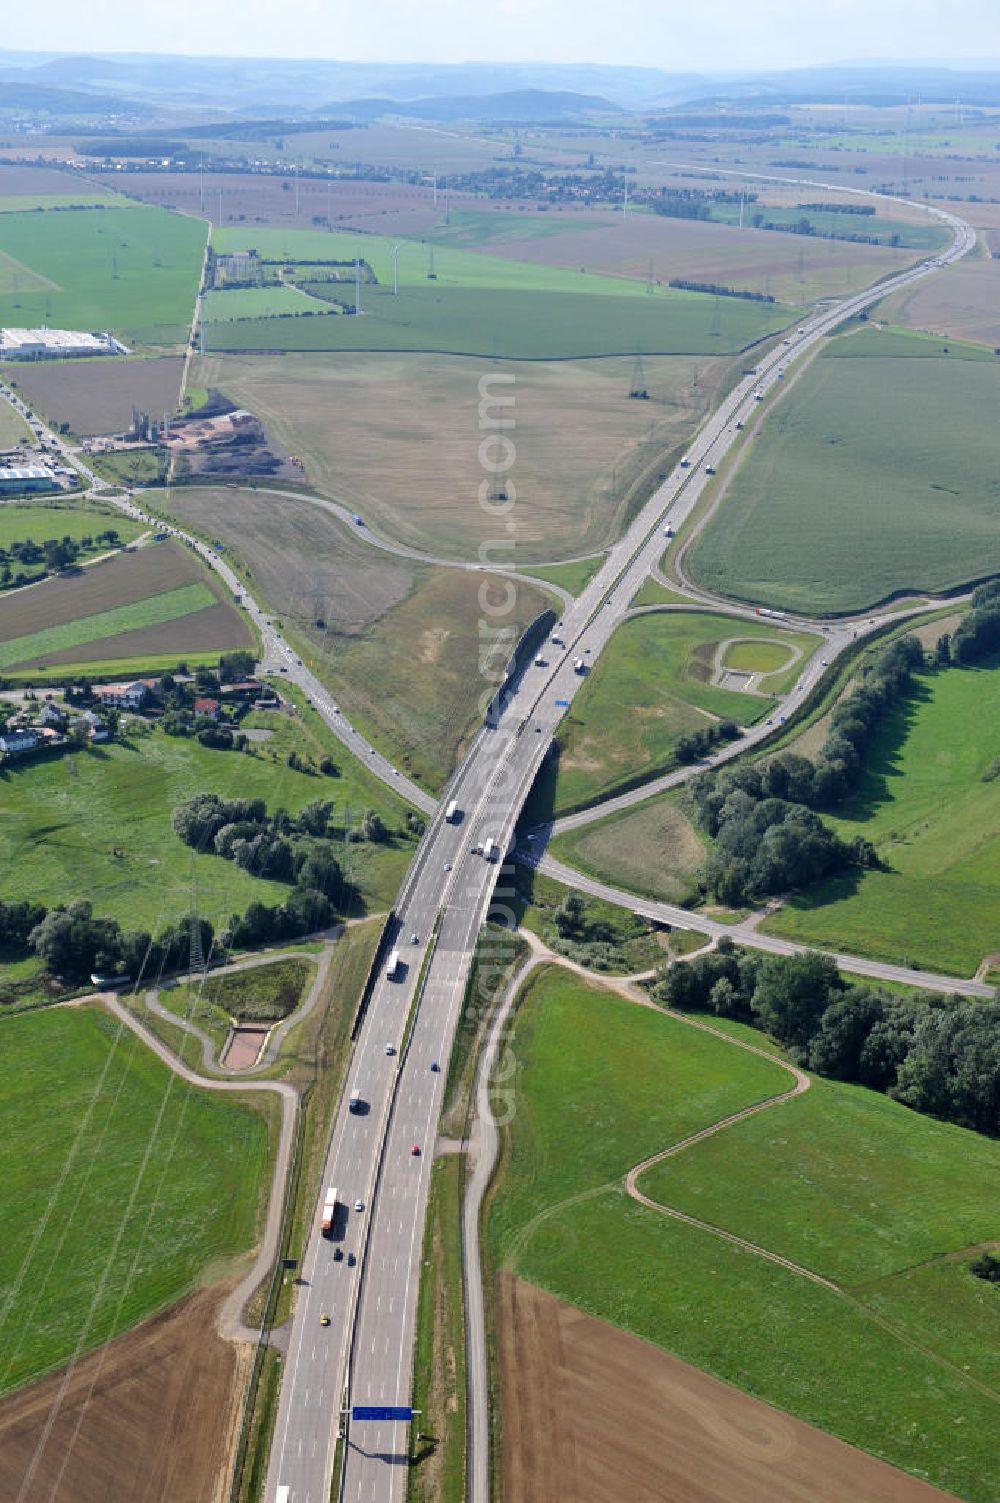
[763,658,1000,974]
[689,328,1000,613]
[537,610,815,815]
[0,396,30,447]
[0,1005,271,1394]
[489,966,1000,1503]
[548,788,707,907]
[0,717,415,934]
[0,502,144,588]
[473,208,924,304]
[0,205,205,343]
[203,285,327,321]
[191,352,734,561]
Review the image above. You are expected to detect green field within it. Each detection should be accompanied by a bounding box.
[689,330,1000,612]
[0,396,30,447]
[763,658,1000,973]
[516,556,606,596]
[490,966,1000,1502]
[533,611,815,817]
[0,580,216,668]
[0,720,415,934]
[0,1005,271,1394]
[203,285,328,321]
[0,205,205,342]
[711,202,950,252]
[0,192,119,213]
[206,224,793,358]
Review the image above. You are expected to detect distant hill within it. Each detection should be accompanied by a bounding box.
[0,80,141,115]
[330,89,623,124]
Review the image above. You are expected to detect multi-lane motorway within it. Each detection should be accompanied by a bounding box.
[262,198,974,1503]
[0,187,975,1503]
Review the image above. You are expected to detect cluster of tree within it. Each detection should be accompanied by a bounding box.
[22,900,214,985]
[668,278,775,303]
[172,792,349,899]
[690,781,872,906]
[0,898,46,958]
[971,1252,1000,1284]
[1,529,121,587]
[223,888,335,949]
[675,719,741,764]
[545,890,648,972]
[656,941,1000,1136]
[943,580,1000,665]
[798,201,876,215]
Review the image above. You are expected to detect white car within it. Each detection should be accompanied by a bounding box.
[355,1198,364,1213]
[385,1043,395,1055]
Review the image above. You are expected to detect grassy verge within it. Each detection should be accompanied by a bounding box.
[407,1155,466,1503]
[516,556,605,597]
[232,1345,282,1503]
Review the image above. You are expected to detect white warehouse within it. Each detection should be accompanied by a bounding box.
[0,328,128,360]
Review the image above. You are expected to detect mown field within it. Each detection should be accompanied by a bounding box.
[878,256,1000,348]
[0,396,30,448]
[7,355,185,437]
[0,706,415,934]
[466,206,922,304]
[203,285,327,321]
[0,205,205,343]
[689,328,1000,613]
[534,611,816,817]
[490,966,1000,1503]
[0,540,252,673]
[191,351,734,561]
[0,1005,271,1395]
[763,657,1000,975]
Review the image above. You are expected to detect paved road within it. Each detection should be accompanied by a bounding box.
[266,197,976,1503]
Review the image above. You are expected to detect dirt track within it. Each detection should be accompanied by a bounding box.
[498,1276,962,1503]
[0,1284,244,1503]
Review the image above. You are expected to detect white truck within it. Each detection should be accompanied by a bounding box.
[321,1187,339,1236]
[573,657,586,674]
[386,948,402,980]
[445,798,460,823]
[483,837,497,862]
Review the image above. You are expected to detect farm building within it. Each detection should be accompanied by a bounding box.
[0,463,57,495]
[0,327,128,360]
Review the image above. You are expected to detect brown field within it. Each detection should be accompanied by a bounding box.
[29,602,252,668]
[0,165,106,197]
[499,1276,962,1503]
[0,541,208,640]
[878,257,1000,345]
[471,212,917,304]
[166,485,415,634]
[192,351,734,561]
[5,356,186,437]
[0,1283,243,1503]
[102,170,476,236]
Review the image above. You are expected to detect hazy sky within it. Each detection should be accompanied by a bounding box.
[7,0,1000,71]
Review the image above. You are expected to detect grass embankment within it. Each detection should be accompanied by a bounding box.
[527,610,814,819]
[548,788,708,909]
[407,1156,466,1503]
[515,556,605,597]
[489,966,1000,1503]
[0,717,414,938]
[763,656,1000,974]
[0,1005,272,1395]
[689,327,1000,613]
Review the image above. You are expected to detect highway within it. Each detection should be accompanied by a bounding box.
[263,198,975,1503]
[0,190,976,1503]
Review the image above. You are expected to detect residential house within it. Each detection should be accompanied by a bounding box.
[98,679,157,711]
[193,696,222,721]
[0,728,40,759]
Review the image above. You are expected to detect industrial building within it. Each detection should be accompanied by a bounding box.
[0,328,128,360]
[0,463,57,494]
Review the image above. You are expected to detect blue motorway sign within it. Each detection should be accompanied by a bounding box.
[352,1405,413,1422]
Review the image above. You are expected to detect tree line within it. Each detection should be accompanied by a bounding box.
[656,940,1000,1137]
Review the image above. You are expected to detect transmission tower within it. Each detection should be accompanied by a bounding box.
[427,245,437,280]
[391,243,402,296]
[354,257,363,315]
[646,259,654,295]
[709,296,722,338]
[628,352,649,400]
[188,874,206,977]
